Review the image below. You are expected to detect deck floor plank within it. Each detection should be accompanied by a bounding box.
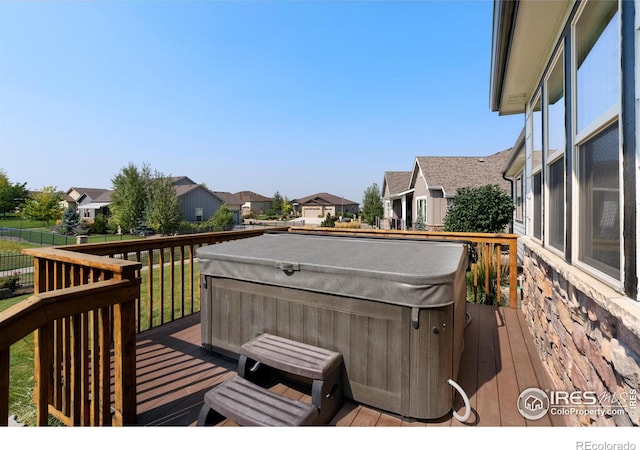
[131,304,563,427]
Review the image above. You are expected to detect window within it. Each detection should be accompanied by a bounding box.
[195,208,203,222]
[416,198,426,226]
[548,157,565,251]
[533,172,542,240]
[545,50,565,252]
[576,4,619,135]
[578,122,620,279]
[547,49,565,160]
[515,174,523,222]
[574,1,621,283]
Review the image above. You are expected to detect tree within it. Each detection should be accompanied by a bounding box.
[147,172,182,235]
[208,204,235,231]
[271,191,284,216]
[110,163,151,233]
[59,206,80,235]
[361,183,384,226]
[0,170,28,218]
[320,212,335,227]
[443,184,514,233]
[282,196,293,215]
[22,186,63,225]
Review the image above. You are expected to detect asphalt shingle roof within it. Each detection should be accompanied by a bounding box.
[416,149,513,196]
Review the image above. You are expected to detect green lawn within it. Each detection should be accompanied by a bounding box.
[0,293,38,426]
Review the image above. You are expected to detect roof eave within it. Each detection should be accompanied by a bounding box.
[489,0,518,113]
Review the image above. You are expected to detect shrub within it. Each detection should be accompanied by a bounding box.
[0,274,20,292]
[444,184,514,233]
[320,213,335,227]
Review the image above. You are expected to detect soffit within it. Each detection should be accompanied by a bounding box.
[497,1,574,115]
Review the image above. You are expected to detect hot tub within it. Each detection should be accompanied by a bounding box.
[198,232,469,420]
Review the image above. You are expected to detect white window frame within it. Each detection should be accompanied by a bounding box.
[570,1,623,289]
[544,47,567,255]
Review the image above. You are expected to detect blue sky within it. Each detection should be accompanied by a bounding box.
[0,0,523,205]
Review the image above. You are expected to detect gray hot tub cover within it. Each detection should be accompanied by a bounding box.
[197,233,468,308]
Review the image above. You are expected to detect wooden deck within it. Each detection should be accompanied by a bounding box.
[133,302,565,427]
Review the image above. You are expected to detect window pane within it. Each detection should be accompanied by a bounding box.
[532,96,542,154]
[547,50,565,159]
[576,4,619,133]
[548,157,565,251]
[578,122,620,279]
[533,172,542,240]
[515,175,523,222]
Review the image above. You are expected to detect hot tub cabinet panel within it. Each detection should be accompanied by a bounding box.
[198,233,468,420]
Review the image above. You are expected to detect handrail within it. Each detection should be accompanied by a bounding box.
[0,279,140,426]
[288,227,519,308]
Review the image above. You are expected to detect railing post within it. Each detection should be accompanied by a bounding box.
[1,348,9,426]
[112,299,137,425]
[112,270,139,426]
[509,237,518,308]
[34,324,53,425]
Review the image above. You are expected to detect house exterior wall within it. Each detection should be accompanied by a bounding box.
[179,187,223,222]
[427,189,447,230]
[495,0,640,427]
[522,238,639,426]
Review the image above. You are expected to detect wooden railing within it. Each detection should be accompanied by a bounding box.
[0,226,516,427]
[288,227,520,308]
[0,249,141,426]
[0,228,286,426]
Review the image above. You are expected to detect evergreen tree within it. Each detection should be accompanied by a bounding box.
[361,183,384,226]
[271,191,284,215]
[320,212,335,227]
[59,206,80,235]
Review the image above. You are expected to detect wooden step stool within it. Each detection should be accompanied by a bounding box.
[197,375,318,426]
[197,334,344,426]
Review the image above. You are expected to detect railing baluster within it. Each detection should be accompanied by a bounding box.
[98,306,111,426]
[189,244,195,314]
[147,250,154,330]
[170,247,175,322]
[159,247,165,325]
[180,245,185,318]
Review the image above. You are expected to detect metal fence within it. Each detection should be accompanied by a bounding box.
[0,251,34,290]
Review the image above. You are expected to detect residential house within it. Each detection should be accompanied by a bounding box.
[381,150,512,231]
[64,187,111,222]
[170,177,225,223]
[493,0,639,426]
[381,171,413,230]
[76,189,111,223]
[292,192,359,219]
[234,191,273,218]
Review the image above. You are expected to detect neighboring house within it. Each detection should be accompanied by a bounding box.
[76,189,111,222]
[381,171,413,230]
[492,0,639,426]
[292,192,359,219]
[212,191,243,224]
[234,191,273,218]
[170,177,225,223]
[381,150,512,231]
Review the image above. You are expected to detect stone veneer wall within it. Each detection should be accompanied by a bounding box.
[521,238,640,426]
